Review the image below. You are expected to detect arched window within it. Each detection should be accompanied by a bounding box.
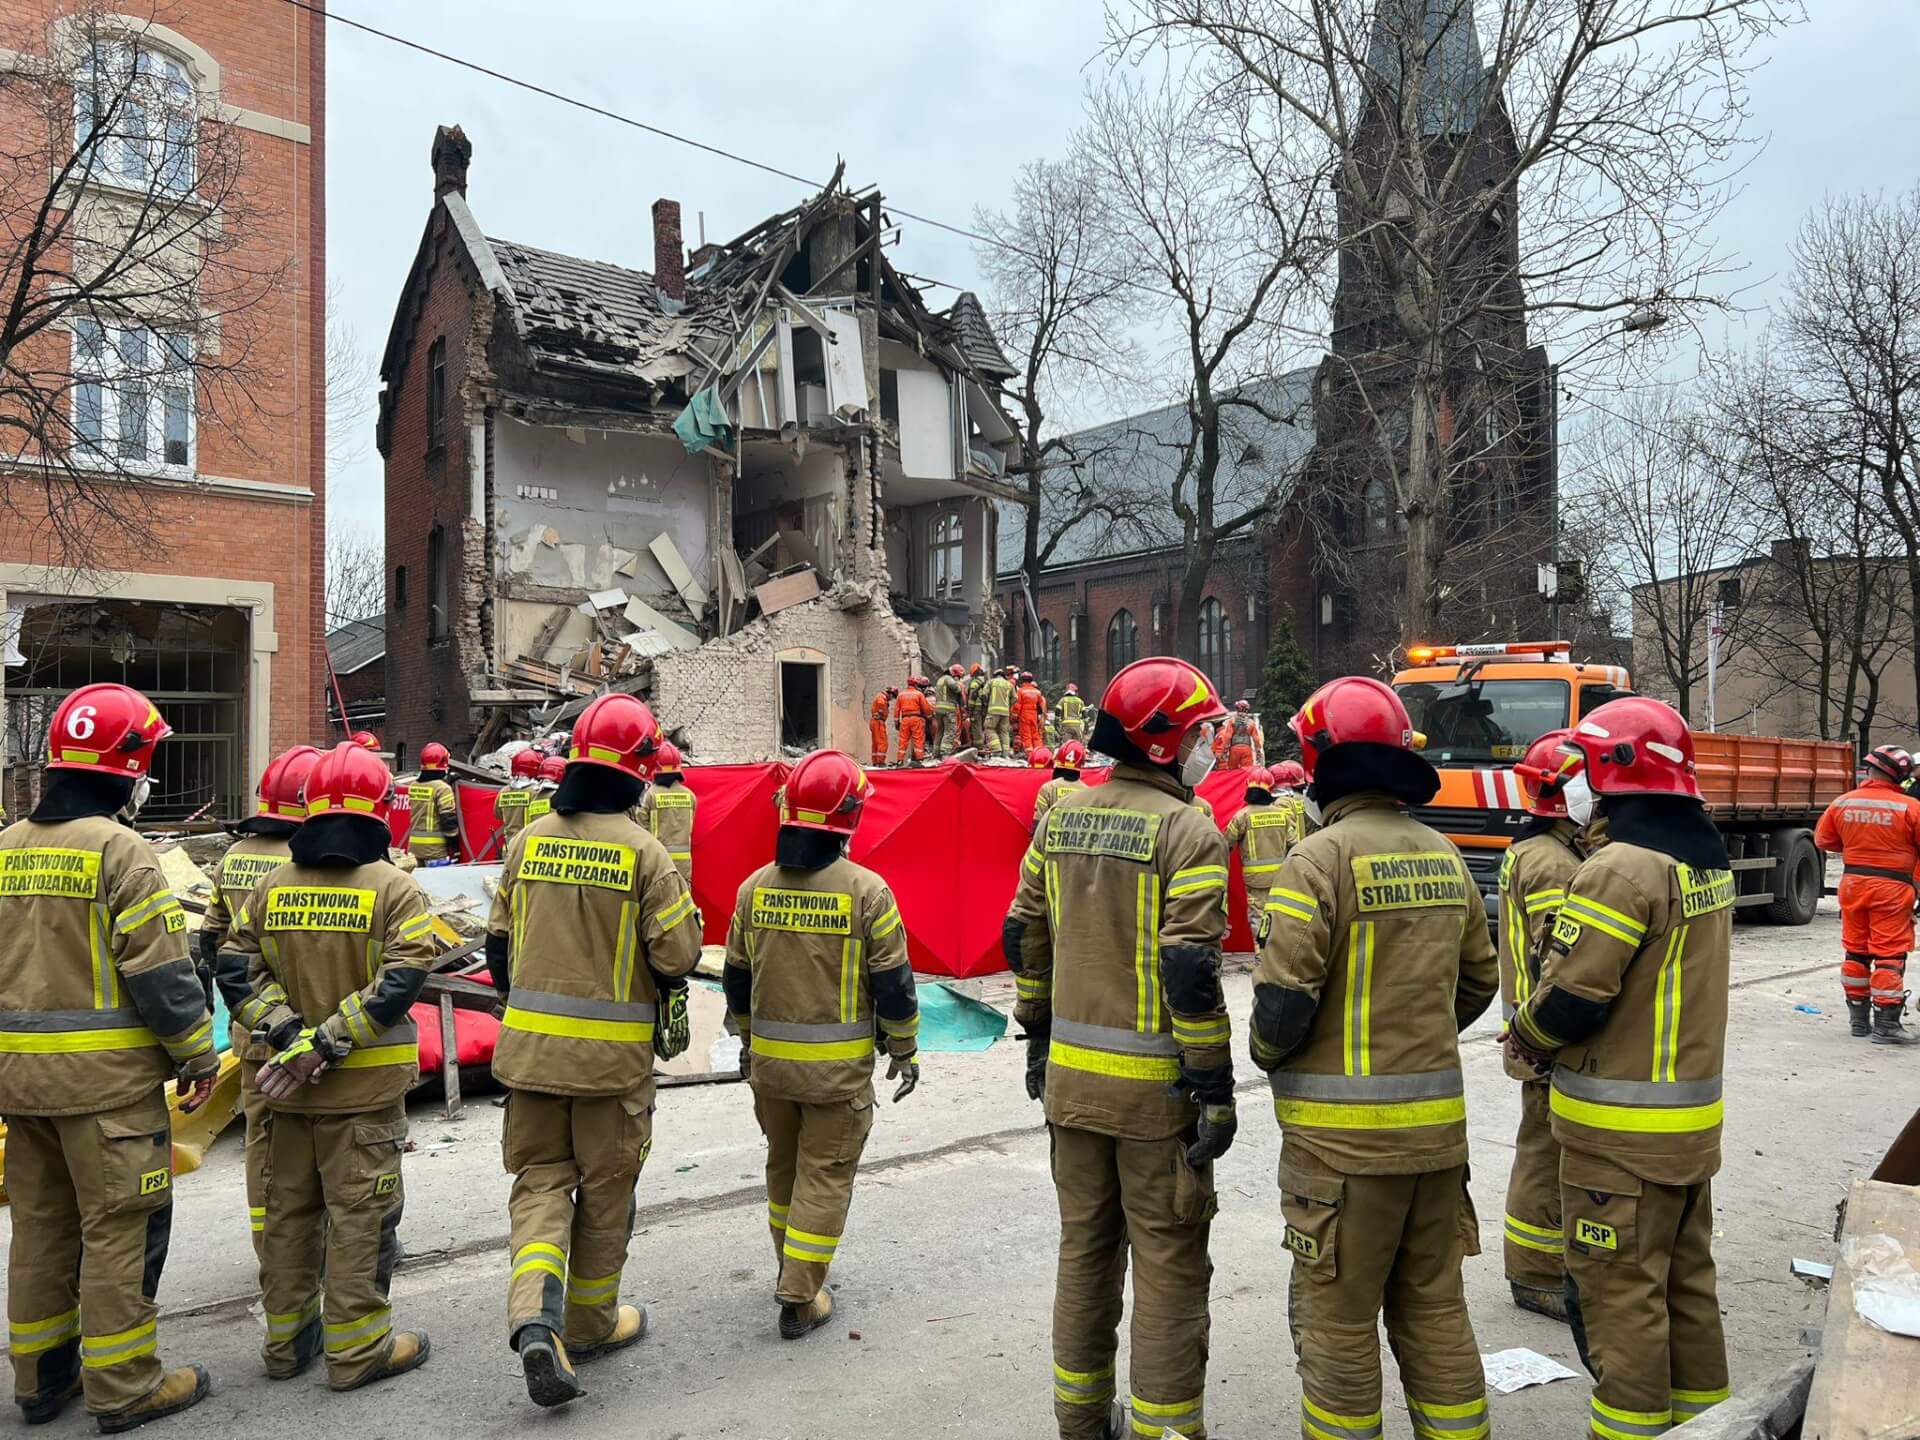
[1107,608,1139,677]
[1037,620,1061,685]
[76,39,198,196]
[1198,597,1232,693]
[928,512,962,600]
[1362,475,1394,541]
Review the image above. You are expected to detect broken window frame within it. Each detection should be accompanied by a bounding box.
[426,524,448,643]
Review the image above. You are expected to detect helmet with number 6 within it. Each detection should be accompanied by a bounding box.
[304,742,398,824]
[48,683,171,778]
[778,750,868,836]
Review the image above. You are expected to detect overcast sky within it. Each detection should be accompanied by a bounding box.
[323,0,1918,539]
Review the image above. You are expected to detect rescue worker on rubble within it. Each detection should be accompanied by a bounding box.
[1056,682,1087,743]
[985,667,1016,757]
[967,663,989,750]
[527,754,565,822]
[1814,745,1920,1043]
[1505,697,1735,1437]
[1015,671,1047,754]
[0,684,219,1432]
[634,741,697,886]
[895,677,932,766]
[485,694,702,1406]
[1250,675,1497,1440]
[205,744,324,1265]
[1495,728,1588,1320]
[1005,656,1235,1440]
[933,664,966,757]
[223,742,437,1393]
[1044,711,1060,749]
[723,750,920,1340]
[1221,766,1291,935]
[1031,740,1087,832]
[407,742,460,865]
[1214,700,1263,770]
[495,749,542,851]
[869,687,895,767]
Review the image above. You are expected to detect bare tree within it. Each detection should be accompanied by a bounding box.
[325,525,383,630]
[326,276,375,476]
[0,2,284,569]
[1119,0,1801,647]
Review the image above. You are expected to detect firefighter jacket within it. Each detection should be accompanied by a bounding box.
[1058,693,1087,728]
[1814,778,1920,881]
[895,688,932,725]
[527,785,557,822]
[1496,821,1586,1082]
[870,692,892,726]
[205,833,294,1064]
[966,675,988,713]
[228,860,438,1114]
[1222,798,1293,893]
[1006,764,1232,1141]
[409,776,459,858]
[987,676,1015,718]
[722,855,918,1104]
[1032,776,1085,831]
[0,816,212,1116]
[495,779,537,847]
[1250,791,1497,1175]
[1277,793,1309,846]
[635,783,698,883]
[1510,839,1733,1186]
[488,810,702,1105]
[933,674,963,715]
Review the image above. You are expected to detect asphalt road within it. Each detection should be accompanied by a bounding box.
[1,901,1897,1438]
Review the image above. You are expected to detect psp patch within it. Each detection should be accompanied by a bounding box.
[1551,913,1584,948]
[374,1173,399,1198]
[139,1167,170,1197]
[752,888,853,935]
[1282,1225,1319,1261]
[1573,1218,1617,1251]
[1045,807,1162,863]
[1351,852,1469,912]
[1677,864,1735,918]
[521,837,637,891]
[0,847,102,899]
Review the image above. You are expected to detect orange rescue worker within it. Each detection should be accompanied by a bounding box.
[895,679,931,765]
[1215,701,1262,770]
[1015,671,1047,753]
[1814,745,1920,1043]
[869,688,896,766]
[408,742,459,865]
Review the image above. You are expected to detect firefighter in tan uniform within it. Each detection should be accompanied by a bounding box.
[407,741,459,863]
[632,741,697,886]
[485,695,703,1406]
[527,754,565,821]
[1057,682,1087,743]
[1251,676,1497,1440]
[0,684,219,1432]
[224,742,437,1391]
[204,744,323,1262]
[1222,766,1293,935]
[1506,698,1734,1437]
[494,749,542,853]
[1032,740,1088,832]
[1270,760,1309,844]
[1006,657,1235,1440]
[1492,728,1587,1321]
[933,664,966,757]
[985,669,1016,756]
[723,750,921,1339]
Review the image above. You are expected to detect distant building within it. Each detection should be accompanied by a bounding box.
[326,615,387,736]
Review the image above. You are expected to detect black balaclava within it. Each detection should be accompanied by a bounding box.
[655,773,683,789]
[1307,742,1441,811]
[1599,793,1730,870]
[1053,766,1080,782]
[776,826,846,871]
[1244,784,1273,805]
[291,813,390,867]
[31,771,135,823]
[1089,711,1180,783]
[232,815,302,841]
[1516,813,1564,843]
[552,762,643,816]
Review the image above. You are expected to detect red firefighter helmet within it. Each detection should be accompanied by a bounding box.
[1096,657,1229,767]
[971,663,985,676]
[509,748,542,780]
[778,750,868,836]
[537,754,567,783]
[1028,746,1054,769]
[1055,739,1087,772]
[1567,697,1700,799]
[419,741,450,771]
[1020,671,1035,684]
[304,742,397,824]
[48,683,171,778]
[1513,728,1578,817]
[1235,699,1251,712]
[949,664,964,678]
[568,694,662,778]
[1290,677,1419,781]
[885,685,899,698]
[653,740,684,780]
[1247,766,1276,792]
[1865,745,1915,785]
[349,730,381,752]
[1268,759,1306,789]
[257,744,323,820]
[1065,682,1078,695]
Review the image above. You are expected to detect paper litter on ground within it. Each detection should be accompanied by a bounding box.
[1481,1347,1580,1394]
[1843,1232,1920,1338]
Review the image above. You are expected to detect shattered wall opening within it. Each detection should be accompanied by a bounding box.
[778,649,825,748]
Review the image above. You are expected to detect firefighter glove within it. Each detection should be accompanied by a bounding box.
[887,1052,920,1103]
[1501,1027,1552,1081]
[1185,1102,1237,1168]
[1168,1060,1235,1107]
[258,1028,331,1100]
[1024,1031,1048,1102]
[738,1043,751,1082]
[656,981,691,1061]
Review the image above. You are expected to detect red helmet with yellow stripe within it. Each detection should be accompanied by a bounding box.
[48,684,171,778]
[778,750,868,836]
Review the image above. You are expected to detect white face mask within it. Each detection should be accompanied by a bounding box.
[1303,791,1323,827]
[1561,771,1596,827]
[128,777,152,819]
[1179,726,1217,789]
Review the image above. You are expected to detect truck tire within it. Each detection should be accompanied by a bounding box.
[1763,829,1821,926]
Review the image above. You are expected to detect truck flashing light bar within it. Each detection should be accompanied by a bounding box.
[1406,641,1572,663]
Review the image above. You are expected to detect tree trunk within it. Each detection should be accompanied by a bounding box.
[1020,441,1042,666]
[1400,368,1443,645]
[1176,540,1211,667]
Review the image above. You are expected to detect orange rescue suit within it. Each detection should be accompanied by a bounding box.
[869,692,892,765]
[1815,778,1920,1005]
[1014,683,1046,752]
[895,687,931,763]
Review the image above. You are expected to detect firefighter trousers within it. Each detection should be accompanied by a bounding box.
[258,1102,408,1389]
[869,720,889,766]
[986,716,1011,755]
[234,1022,271,1267]
[1280,1140,1490,1440]
[1561,1148,1729,1436]
[899,718,926,763]
[1050,1125,1215,1440]
[4,1090,175,1415]
[1503,1081,1563,1289]
[1245,886,1272,943]
[1838,875,1915,958]
[1018,717,1042,752]
[754,1089,874,1305]
[502,1089,652,1347]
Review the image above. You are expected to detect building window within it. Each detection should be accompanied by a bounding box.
[392,565,408,609]
[426,337,447,451]
[76,41,196,196]
[1037,620,1061,685]
[929,511,962,601]
[1107,608,1139,676]
[1361,476,1395,541]
[1198,597,1232,691]
[426,525,448,642]
[71,320,193,470]
[1717,576,1742,609]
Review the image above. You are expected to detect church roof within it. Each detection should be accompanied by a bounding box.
[1366,0,1490,137]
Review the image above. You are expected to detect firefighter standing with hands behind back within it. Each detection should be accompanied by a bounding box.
[407,742,460,864]
[634,741,698,887]
[1250,676,1497,1440]
[486,694,702,1406]
[1006,657,1235,1440]
[724,751,920,1340]
[0,684,219,1432]
[1814,744,1920,1043]
[1221,766,1291,935]
[1506,698,1735,1436]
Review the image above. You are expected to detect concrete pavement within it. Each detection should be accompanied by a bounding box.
[2,901,1898,1437]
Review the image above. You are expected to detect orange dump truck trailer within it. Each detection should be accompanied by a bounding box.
[1391,641,1852,925]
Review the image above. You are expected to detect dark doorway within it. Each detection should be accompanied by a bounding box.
[779,659,823,748]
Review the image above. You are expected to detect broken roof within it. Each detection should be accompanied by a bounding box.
[943,292,1018,381]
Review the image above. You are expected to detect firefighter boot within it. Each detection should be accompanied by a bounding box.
[1847,998,1873,1038]
[570,1305,647,1363]
[1871,998,1914,1046]
[94,1365,210,1435]
[1510,1280,1570,1323]
[516,1325,582,1409]
[778,1288,833,1340]
[329,1332,431,1393]
[19,1376,81,1427]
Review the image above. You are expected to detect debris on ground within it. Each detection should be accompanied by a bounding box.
[1481,1348,1580,1395]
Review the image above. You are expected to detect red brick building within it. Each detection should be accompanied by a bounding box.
[0,0,327,818]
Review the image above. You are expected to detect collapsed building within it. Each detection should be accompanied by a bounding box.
[375,126,1024,767]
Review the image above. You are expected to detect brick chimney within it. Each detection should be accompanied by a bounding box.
[653,198,685,303]
[431,124,471,199]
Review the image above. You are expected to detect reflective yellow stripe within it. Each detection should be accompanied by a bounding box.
[1266,897,1315,922]
[114,892,183,933]
[1524,888,1565,914]
[1343,922,1374,1077]
[656,893,695,933]
[336,1042,419,1069]
[1561,895,1648,944]
[9,1308,81,1355]
[749,1034,871,1062]
[0,1027,160,1054]
[1167,876,1226,898]
[164,1017,214,1061]
[1652,925,1685,1082]
[1590,1395,1673,1439]
[879,1012,919,1038]
[1133,873,1162,1032]
[1550,1088,1722,1134]
[767,1200,789,1229]
[838,937,860,1024]
[872,905,902,940]
[265,1297,322,1338]
[1023,850,1043,878]
[1671,1386,1730,1416]
[1172,1016,1230,1047]
[396,913,436,941]
[1052,1361,1115,1405]
[503,1007,653,1044]
[512,1242,566,1284]
[1050,1039,1180,1082]
[324,1307,393,1353]
[567,1272,620,1302]
[1014,976,1051,999]
[249,1206,266,1233]
[1273,886,1317,909]
[1273,1095,1467,1130]
[1408,1395,1490,1440]
[614,900,637,1003]
[80,1318,158,1369]
[1504,1213,1564,1254]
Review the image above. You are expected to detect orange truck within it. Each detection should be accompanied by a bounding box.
[1392,640,1852,926]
